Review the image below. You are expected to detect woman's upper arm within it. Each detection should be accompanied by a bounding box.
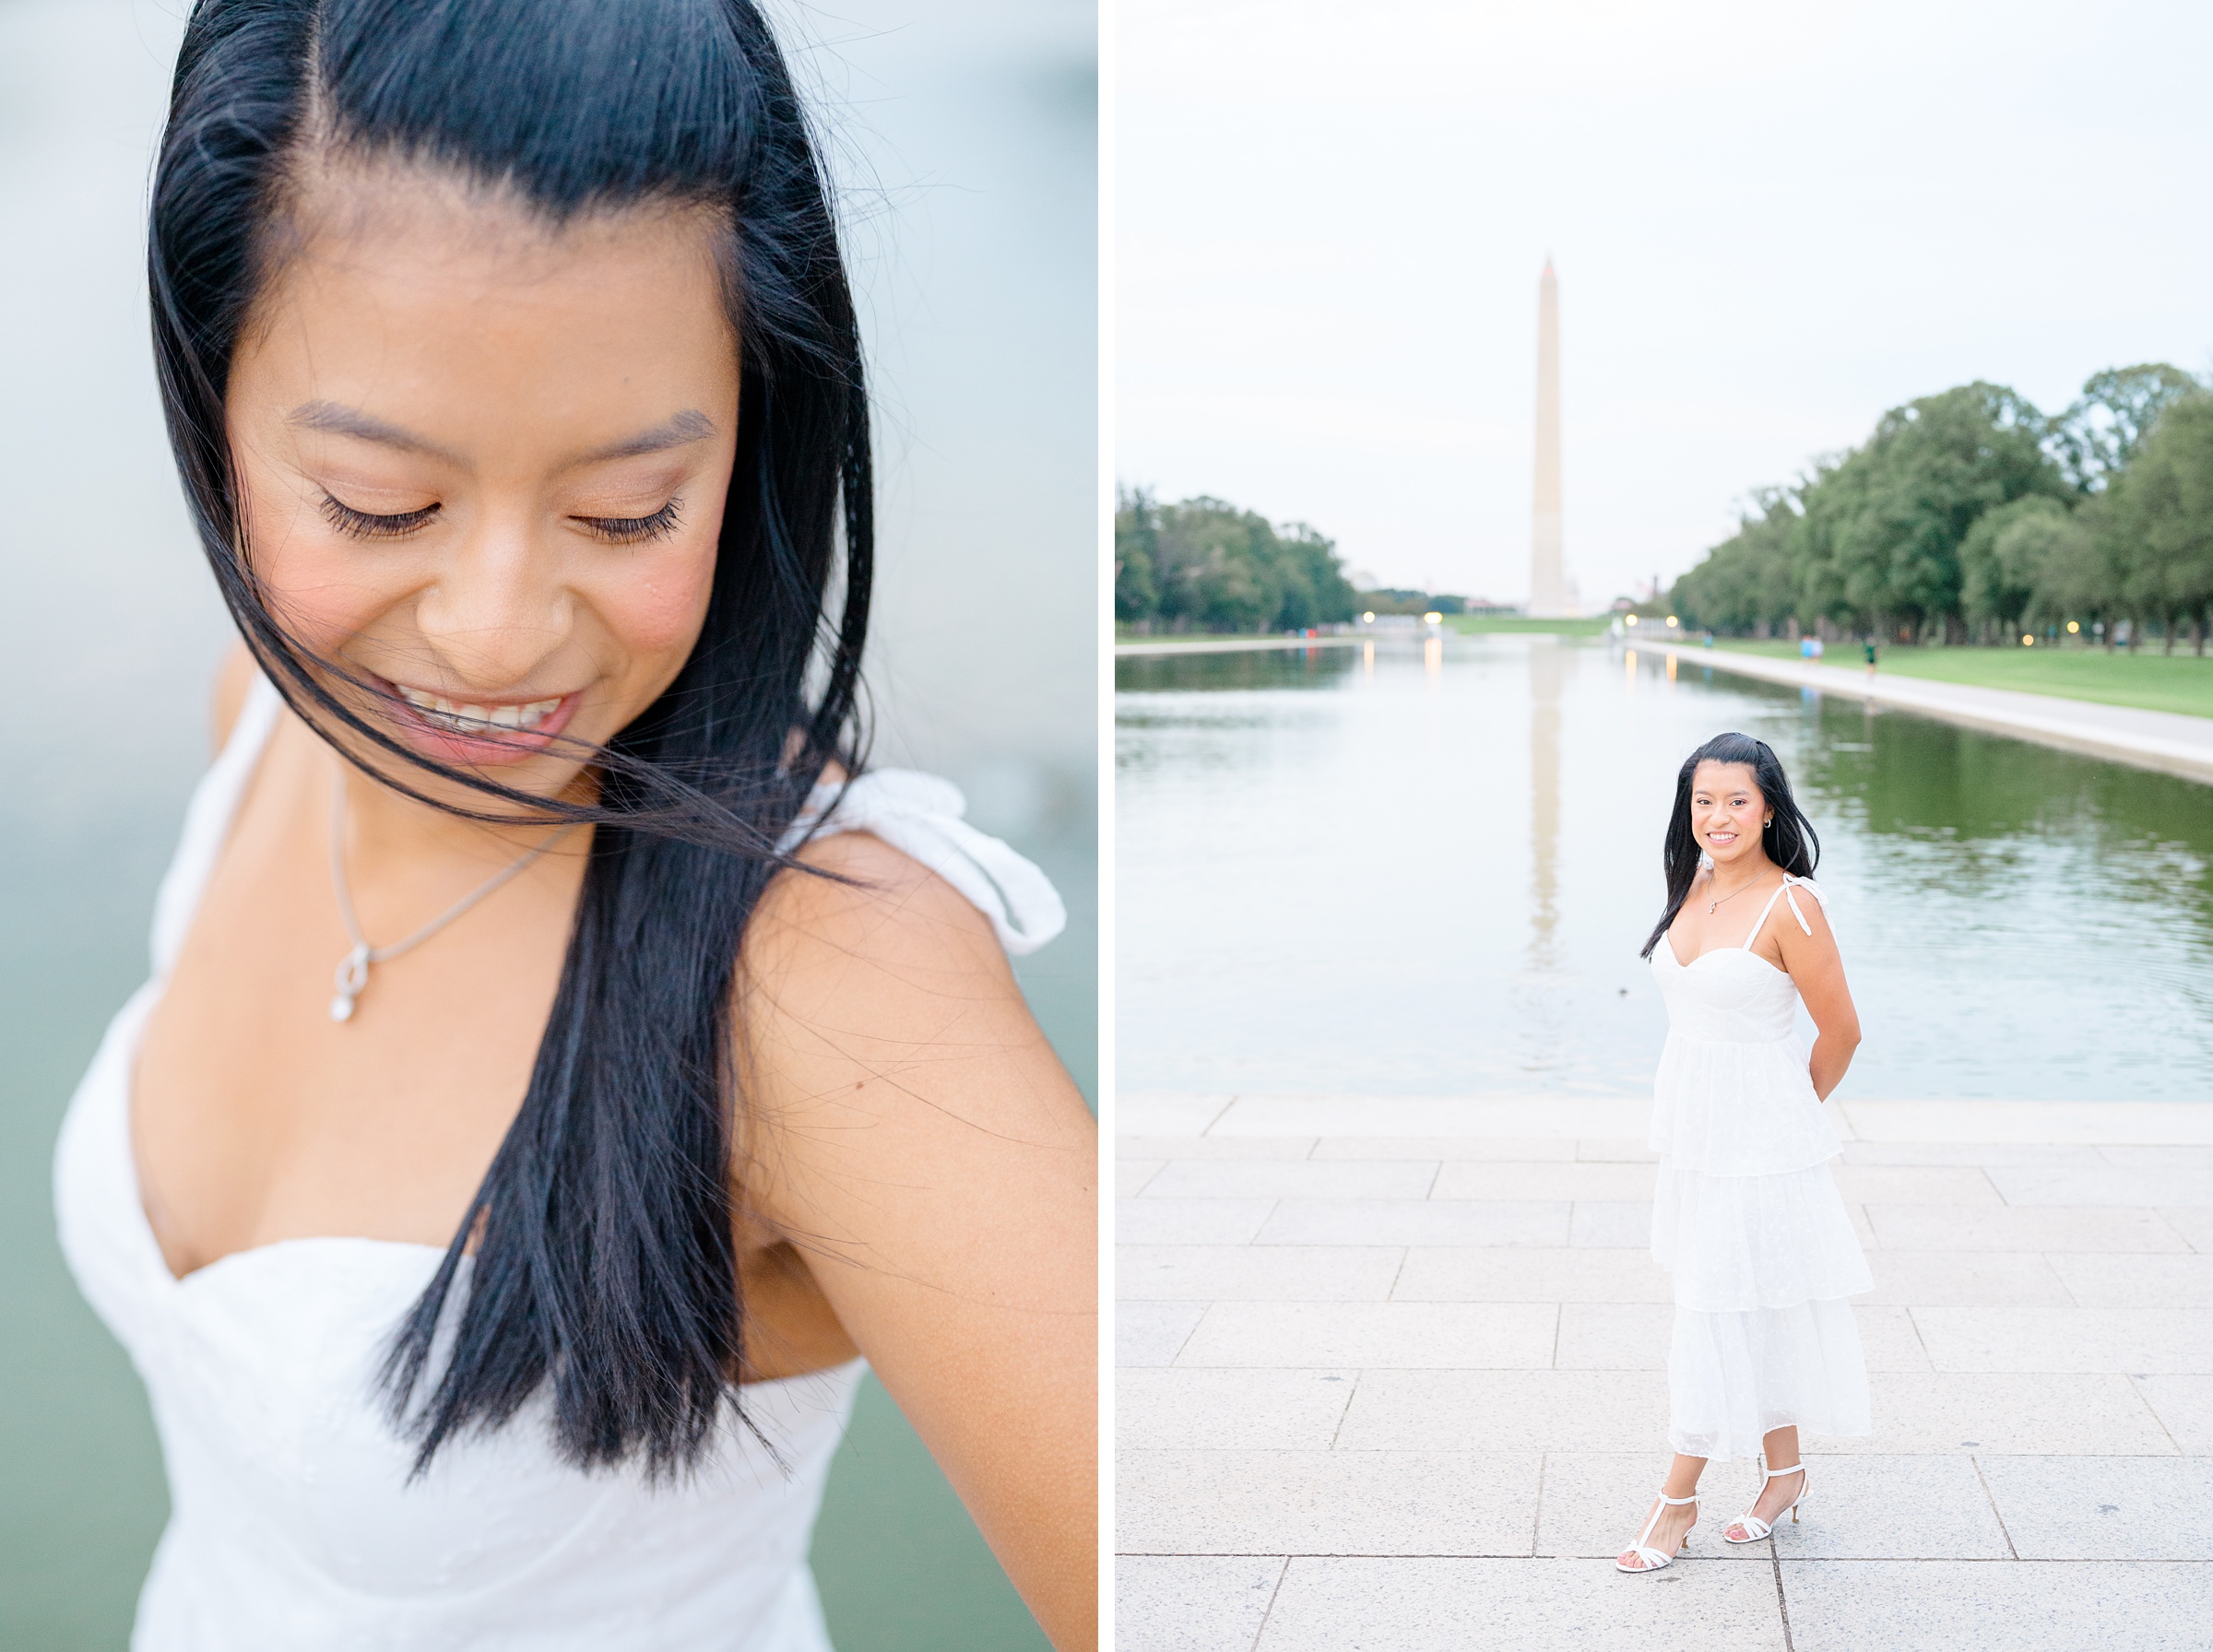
[736,831,1095,1649]
[209,640,256,754]
[1779,888,1859,1041]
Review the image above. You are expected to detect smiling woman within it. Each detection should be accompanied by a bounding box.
[48,2,1096,1648]
[1615,732,1869,1576]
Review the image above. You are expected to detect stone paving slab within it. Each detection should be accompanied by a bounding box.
[1312,1135,1579,1162]
[1253,1556,1790,1652]
[1118,1198,1276,1245]
[1980,1457,2213,1560]
[1253,1198,1569,1247]
[1119,1244,1403,1303]
[1391,1245,1674,1304]
[1866,1202,2194,1253]
[2138,1375,2213,1453]
[1176,1301,1558,1369]
[1114,1097,2213,1649]
[1118,1367,1357,1451]
[1858,1249,2073,1304]
[1759,1455,2012,1560]
[1118,1300,1206,1366]
[1118,1448,1544,1555]
[1779,1560,2213,1652]
[2049,1254,2213,1308]
[1142,1159,1438,1200]
[1429,1160,1659,1201]
[1913,1305,2213,1373]
[1118,1134,1315,1161]
[1116,1556,1284,1652]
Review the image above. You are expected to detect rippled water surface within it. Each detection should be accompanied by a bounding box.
[1118,636,2213,1099]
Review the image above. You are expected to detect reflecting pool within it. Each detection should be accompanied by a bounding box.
[1118,635,2213,1100]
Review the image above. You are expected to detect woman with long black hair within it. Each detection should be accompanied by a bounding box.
[51,1,1095,1645]
[1614,733,1870,1575]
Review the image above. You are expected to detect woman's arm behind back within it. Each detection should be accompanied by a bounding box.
[1775,884,1861,1101]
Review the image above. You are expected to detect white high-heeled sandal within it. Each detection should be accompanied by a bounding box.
[1615,1491,1697,1574]
[1723,1461,1807,1542]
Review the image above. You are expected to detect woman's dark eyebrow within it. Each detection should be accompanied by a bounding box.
[580,409,716,462]
[287,403,716,466]
[290,400,459,462]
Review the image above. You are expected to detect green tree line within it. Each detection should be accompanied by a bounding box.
[1116,489,1361,632]
[1670,365,2213,653]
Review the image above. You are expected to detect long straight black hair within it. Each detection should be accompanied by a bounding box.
[1639,733,1820,960]
[150,0,871,1476]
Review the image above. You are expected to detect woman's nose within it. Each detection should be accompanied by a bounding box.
[412,518,572,687]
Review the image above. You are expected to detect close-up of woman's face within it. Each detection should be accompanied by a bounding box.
[1688,759,1768,867]
[225,169,741,796]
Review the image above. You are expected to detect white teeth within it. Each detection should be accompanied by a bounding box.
[395,685,562,735]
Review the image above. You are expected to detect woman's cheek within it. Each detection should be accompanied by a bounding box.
[242,501,393,657]
[601,540,718,661]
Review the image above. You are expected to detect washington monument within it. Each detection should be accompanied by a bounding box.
[1529,257,1575,617]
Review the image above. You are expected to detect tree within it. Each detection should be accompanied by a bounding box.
[2103,394,2213,654]
[1115,485,1160,622]
[1113,492,1358,632]
[2048,364,2205,494]
[1960,496,2083,636]
[1814,383,2067,639]
[1670,488,1803,634]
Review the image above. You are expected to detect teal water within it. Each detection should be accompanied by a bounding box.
[1117,635,2213,1099]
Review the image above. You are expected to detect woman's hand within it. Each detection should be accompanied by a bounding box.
[1773,885,1861,1101]
[737,832,1096,1650]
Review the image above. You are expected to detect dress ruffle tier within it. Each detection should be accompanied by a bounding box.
[1648,883,1872,1463]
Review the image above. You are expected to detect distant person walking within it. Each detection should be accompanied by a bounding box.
[1614,734,1871,1575]
[1864,639,1878,678]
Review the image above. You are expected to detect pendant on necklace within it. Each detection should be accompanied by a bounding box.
[330,941,372,1023]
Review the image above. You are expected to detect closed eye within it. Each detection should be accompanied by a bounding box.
[576,499,682,544]
[321,493,439,539]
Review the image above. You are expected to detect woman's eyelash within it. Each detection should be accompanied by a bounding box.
[576,500,682,544]
[320,494,439,538]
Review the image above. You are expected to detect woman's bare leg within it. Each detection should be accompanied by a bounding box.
[1618,1452,1705,1569]
[1724,1427,1805,1540]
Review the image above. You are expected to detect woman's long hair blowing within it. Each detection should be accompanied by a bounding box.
[1639,733,1820,962]
[150,0,871,1477]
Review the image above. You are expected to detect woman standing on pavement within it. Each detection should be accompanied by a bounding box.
[1614,732,1872,1574]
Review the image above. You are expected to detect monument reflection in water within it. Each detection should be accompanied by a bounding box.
[1117,634,2213,1101]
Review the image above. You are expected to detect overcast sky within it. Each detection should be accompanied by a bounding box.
[1116,0,2213,606]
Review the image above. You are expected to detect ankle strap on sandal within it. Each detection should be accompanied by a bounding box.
[1656,1491,1698,1504]
[1763,1463,1805,1479]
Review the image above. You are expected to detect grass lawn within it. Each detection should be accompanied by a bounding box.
[1709,639,2213,720]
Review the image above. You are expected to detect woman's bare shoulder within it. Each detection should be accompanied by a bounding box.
[747,827,1005,985]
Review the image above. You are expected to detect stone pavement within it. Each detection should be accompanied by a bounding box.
[1654,642,2213,787]
[1115,1092,2213,1651]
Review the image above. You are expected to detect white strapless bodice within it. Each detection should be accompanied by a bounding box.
[1647,888,1843,1179]
[53,676,1065,1650]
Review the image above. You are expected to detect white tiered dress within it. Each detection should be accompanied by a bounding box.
[1648,875,1872,1461]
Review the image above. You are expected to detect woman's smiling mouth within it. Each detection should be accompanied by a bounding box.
[377,678,584,764]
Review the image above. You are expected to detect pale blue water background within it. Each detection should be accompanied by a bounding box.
[1118,636,2213,1100]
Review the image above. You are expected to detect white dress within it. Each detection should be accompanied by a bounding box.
[53,674,1066,1650]
[1648,876,1872,1461]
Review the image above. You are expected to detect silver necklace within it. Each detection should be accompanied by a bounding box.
[1705,866,1772,915]
[327,768,574,1023]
